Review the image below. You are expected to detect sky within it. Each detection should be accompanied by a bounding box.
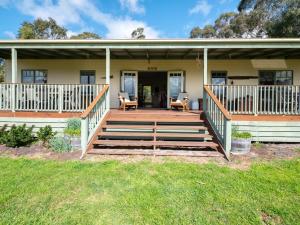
[0,0,239,39]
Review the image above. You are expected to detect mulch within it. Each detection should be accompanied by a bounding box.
[0,142,299,169]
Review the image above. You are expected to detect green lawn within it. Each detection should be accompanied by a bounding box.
[0,158,299,225]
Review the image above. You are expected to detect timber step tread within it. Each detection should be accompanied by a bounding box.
[93,140,218,148]
[102,125,208,130]
[88,149,222,157]
[107,118,203,122]
[98,132,212,138]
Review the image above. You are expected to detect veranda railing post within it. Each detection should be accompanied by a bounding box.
[80,117,89,159]
[224,119,232,158]
[253,86,258,115]
[58,85,63,113]
[11,84,16,112]
[203,88,207,112]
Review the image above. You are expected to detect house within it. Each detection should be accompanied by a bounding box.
[0,39,299,158]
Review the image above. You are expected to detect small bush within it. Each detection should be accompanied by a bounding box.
[37,125,57,146]
[2,124,35,147]
[0,125,8,144]
[232,127,252,139]
[49,137,72,153]
[64,118,81,136]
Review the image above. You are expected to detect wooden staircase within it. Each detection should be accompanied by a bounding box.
[87,109,223,157]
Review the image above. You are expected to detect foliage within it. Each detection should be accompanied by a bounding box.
[1,124,35,147]
[232,127,252,139]
[0,158,299,224]
[0,124,8,144]
[37,125,57,146]
[64,118,81,137]
[131,27,146,39]
[0,59,4,83]
[70,32,101,39]
[18,17,67,39]
[49,137,72,153]
[190,0,300,38]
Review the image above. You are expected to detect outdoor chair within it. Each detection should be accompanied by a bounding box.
[118,92,138,111]
[170,92,189,111]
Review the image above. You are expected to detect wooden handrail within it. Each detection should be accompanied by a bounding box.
[81,85,109,119]
[204,85,231,120]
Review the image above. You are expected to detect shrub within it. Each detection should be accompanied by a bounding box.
[2,124,35,147]
[0,124,8,144]
[49,137,72,153]
[64,118,81,136]
[37,125,57,146]
[232,127,252,139]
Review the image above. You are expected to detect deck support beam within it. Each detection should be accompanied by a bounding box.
[106,48,110,109]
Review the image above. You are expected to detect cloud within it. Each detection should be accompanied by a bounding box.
[189,0,212,16]
[0,0,9,7]
[4,31,16,39]
[12,0,159,39]
[119,0,145,14]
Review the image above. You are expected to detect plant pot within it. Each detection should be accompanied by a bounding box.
[231,138,252,155]
[64,135,81,150]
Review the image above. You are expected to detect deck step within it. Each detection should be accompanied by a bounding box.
[88,149,222,157]
[98,132,212,139]
[94,140,154,147]
[102,125,208,130]
[107,118,203,123]
[93,140,218,148]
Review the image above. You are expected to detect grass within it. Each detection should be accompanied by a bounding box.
[0,158,299,225]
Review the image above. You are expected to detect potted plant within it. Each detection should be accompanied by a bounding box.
[231,127,252,155]
[64,118,81,150]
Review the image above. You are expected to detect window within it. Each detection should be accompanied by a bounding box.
[80,70,96,84]
[22,70,47,83]
[259,70,293,85]
[211,71,227,85]
[211,71,227,98]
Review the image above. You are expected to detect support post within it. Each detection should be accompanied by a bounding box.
[105,48,110,110]
[224,119,232,158]
[11,48,17,112]
[203,48,208,85]
[80,117,89,159]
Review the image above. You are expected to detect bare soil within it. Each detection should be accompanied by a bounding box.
[0,143,299,169]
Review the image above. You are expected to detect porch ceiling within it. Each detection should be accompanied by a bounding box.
[0,47,299,60]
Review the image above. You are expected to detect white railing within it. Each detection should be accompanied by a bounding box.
[81,85,109,157]
[0,83,105,113]
[209,85,300,115]
[204,86,231,156]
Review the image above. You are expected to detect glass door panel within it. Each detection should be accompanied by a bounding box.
[121,71,138,99]
[168,71,184,99]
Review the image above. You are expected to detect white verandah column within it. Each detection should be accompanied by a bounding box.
[105,47,110,109]
[11,48,17,112]
[202,48,208,111]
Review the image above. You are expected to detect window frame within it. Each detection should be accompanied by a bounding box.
[258,70,293,85]
[211,71,227,85]
[21,69,48,84]
[80,70,96,84]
